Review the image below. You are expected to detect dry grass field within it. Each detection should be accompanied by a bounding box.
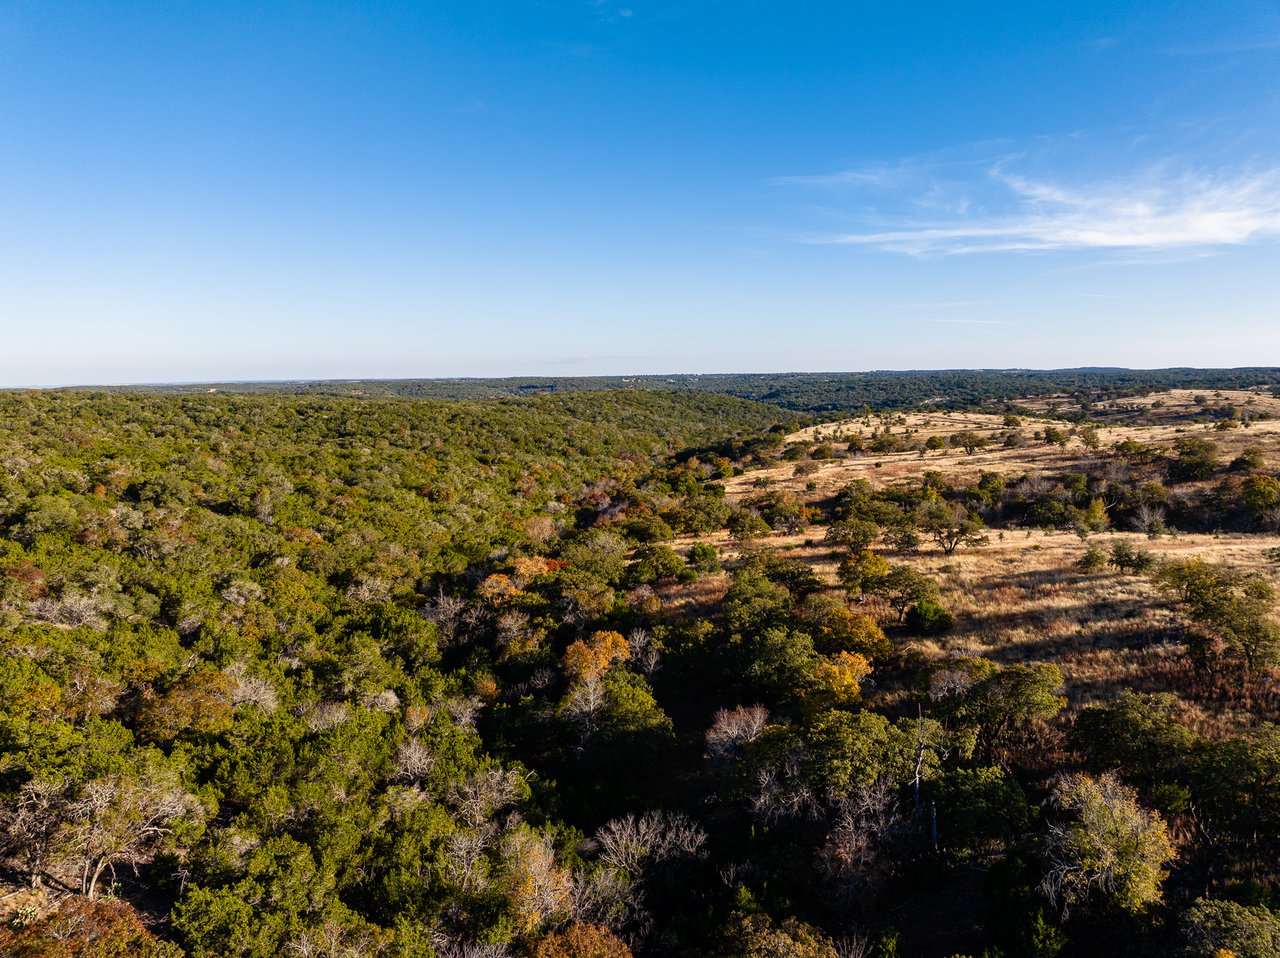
[726,388,1280,501]
[672,388,1280,733]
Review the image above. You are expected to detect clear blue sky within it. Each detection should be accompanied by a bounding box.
[2,1,1278,386]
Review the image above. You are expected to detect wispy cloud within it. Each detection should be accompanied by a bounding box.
[773,164,920,191]
[787,163,1280,256]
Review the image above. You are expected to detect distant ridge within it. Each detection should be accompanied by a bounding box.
[38,367,1280,414]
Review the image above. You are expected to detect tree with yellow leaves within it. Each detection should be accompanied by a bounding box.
[563,631,631,685]
[501,828,572,935]
[1042,772,1174,916]
[810,652,872,710]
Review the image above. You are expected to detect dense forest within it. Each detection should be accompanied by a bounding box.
[87,368,1280,414]
[2,382,1280,957]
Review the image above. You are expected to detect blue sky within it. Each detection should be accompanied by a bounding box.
[1,1,1278,385]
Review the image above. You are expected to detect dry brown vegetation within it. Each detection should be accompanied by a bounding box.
[726,388,1280,500]
[674,389,1280,732]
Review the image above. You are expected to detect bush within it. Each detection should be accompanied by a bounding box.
[905,597,953,634]
[687,541,720,573]
[626,544,686,585]
[1169,437,1220,482]
[1109,541,1156,574]
[623,514,675,543]
[1230,446,1266,472]
[0,898,183,958]
[1076,546,1108,572]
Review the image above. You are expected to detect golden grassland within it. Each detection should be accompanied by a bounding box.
[726,388,1280,501]
[669,389,1280,732]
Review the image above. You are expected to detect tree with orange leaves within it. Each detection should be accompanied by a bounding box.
[563,631,631,685]
[531,922,633,958]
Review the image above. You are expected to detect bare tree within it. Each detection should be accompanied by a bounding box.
[561,677,607,748]
[442,830,493,895]
[927,667,976,701]
[569,864,634,930]
[1132,503,1167,536]
[429,931,511,958]
[30,592,109,630]
[443,694,485,731]
[496,610,535,650]
[446,767,524,828]
[704,705,769,764]
[751,744,820,823]
[423,589,469,647]
[224,662,279,713]
[833,932,875,958]
[302,701,351,732]
[0,776,68,888]
[591,810,707,875]
[54,768,202,899]
[1103,461,1130,485]
[628,628,661,677]
[820,781,905,904]
[1015,474,1052,499]
[500,829,572,933]
[393,739,437,785]
[286,921,385,958]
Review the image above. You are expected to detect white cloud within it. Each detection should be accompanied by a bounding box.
[794,165,1280,256]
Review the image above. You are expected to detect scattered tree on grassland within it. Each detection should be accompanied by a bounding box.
[916,501,989,555]
[1154,558,1280,679]
[864,564,939,621]
[836,550,892,597]
[1109,541,1156,574]
[949,430,989,455]
[824,518,881,554]
[1242,474,1280,516]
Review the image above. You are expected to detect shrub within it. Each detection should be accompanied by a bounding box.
[1076,546,1107,572]
[1109,541,1155,574]
[905,597,953,635]
[0,898,182,958]
[687,541,720,573]
[1230,446,1266,472]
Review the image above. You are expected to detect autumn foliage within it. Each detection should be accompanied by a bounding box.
[0,898,181,958]
[531,922,633,958]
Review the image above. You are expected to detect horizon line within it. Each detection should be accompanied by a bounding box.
[5,365,1280,392]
